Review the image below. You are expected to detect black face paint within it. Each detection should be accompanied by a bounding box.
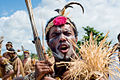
[48,24,77,60]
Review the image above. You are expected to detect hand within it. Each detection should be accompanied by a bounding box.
[35,60,53,79]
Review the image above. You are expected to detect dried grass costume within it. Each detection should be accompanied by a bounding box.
[23,57,36,75]
[10,55,25,78]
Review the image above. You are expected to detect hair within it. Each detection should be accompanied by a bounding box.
[6,41,13,46]
[45,15,78,42]
[117,33,120,41]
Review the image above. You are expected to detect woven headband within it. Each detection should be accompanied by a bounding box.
[45,16,75,35]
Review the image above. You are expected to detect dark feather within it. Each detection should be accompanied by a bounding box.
[54,9,61,14]
[63,2,84,13]
[64,5,73,9]
[54,2,84,15]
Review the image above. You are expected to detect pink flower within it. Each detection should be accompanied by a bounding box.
[53,16,67,26]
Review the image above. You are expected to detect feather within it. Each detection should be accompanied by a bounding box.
[63,2,84,13]
[54,1,84,16]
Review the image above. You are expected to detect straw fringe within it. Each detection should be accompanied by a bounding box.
[61,32,120,80]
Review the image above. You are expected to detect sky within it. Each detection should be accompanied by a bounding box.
[0,0,120,55]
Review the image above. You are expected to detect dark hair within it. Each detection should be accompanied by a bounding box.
[45,16,78,42]
[6,41,12,46]
[117,33,120,40]
[7,41,12,44]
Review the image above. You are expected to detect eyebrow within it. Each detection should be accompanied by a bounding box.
[52,31,60,35]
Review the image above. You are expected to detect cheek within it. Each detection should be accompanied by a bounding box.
[67,36,76,42]
[49,38,58,49]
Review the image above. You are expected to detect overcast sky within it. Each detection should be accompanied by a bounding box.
[0,0,120,55]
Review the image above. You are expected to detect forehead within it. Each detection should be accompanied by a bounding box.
[49,24,74,33]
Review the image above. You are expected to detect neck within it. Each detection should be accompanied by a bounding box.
[55,57,71,62]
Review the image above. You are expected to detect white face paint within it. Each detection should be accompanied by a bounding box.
[53,37,74,60]
[48,24,77,61]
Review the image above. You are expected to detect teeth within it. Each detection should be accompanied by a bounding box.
[62,46,66,48]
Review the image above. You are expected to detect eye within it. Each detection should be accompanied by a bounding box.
[51,33,60,38]
[64,32,71,36]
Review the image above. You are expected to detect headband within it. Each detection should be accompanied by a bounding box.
[45,1,84,35]
[45,16,75,35]
[24,51,30,54]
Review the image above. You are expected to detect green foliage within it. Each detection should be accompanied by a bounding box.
[18,52,38,60]
[18,54,24,60]
[31,53,38,59]
[77,26,108,46]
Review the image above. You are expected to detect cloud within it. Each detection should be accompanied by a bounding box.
[0,0,120,55]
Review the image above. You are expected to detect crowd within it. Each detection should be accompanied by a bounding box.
[0,41,37,80]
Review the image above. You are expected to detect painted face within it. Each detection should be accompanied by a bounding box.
[48,24,77,60]
[24,52,29,59]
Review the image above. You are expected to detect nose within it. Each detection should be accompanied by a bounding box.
[59,33,66,42]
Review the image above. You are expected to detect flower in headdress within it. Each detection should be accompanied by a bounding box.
[53,16,67,26]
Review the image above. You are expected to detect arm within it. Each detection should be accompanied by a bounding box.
[17,60,21,77]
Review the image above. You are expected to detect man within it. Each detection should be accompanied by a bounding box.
[2,42,13,59]
[5,42,13,50]
[23,15,77,80]
[22,50,36,75]
[0,55,14,80]
[23,15,105,80]
[8,48,25,78]
[37,16,78,80]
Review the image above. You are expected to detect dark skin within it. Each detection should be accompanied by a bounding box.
[0,57,14,80]
[23,52,30,66]
[6,44,12,50]
[35,24,105,80]
[9,52,21,77]
[35,24,77,79]
[24,52,30,59]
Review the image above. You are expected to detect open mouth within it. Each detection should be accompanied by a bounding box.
[58,44,70,54]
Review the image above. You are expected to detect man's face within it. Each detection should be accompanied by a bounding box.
[24,53,29,59]
[48,24,77,60]
[6,44,12,50]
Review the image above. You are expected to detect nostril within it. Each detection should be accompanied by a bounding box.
[60,38,66,43]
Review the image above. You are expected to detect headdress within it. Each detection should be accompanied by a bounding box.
[24,50,30,54]
[45,1,84,35]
